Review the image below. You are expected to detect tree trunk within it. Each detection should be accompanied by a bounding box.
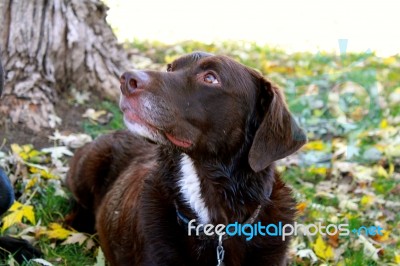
[0,0,130,131]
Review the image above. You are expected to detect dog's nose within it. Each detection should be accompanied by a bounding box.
[120,71,149,96]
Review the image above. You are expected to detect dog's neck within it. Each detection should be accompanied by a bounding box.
[175,150,274,225]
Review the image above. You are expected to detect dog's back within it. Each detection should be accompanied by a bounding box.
[66,130,157,232]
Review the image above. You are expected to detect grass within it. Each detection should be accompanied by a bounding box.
[33,186,70,224]
[82,101,124,138]
[1,40,399,265]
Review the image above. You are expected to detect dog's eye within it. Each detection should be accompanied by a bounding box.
[203,73,219,84]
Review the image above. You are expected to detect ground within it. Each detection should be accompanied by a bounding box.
[0,100,87,150]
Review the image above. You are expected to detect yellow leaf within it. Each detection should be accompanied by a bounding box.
[1,201,36,232]
[373,230,390,243]
[29,167,57,179]
[30,167,39,174]
[308,166,327,175]
[1,209,24,232]
[10,144,30,160]
[376,165,388,178]
[313,235,334,260]
[394,253,400,264]
[389,163,394,176]
[9,201,23,211]
[11,144,44,162]
[360,195,374,206]
[25,176,39,191]
[22,144,33,153]
[43,223,73,240]
[10,143,23,154]
[296,202,307,213]
[374,143,386,152]
[303,140,326,151]
[22,205,36,225]
[40,169,57,179]
[380,119,388,129]
[28,149,41,158]
[383,56,396,65]
[18,144,34,160]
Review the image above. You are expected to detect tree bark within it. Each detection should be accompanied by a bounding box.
[0,0,130,131]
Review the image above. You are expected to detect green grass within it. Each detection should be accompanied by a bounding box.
[38,243,96,266]
[82,101,124,138]
[33,186,71,224]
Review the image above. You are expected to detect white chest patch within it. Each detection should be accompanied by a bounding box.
[178,154,210,224]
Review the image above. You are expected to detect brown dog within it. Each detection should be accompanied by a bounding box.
[66,52,306,266]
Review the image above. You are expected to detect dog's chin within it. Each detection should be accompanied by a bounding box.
[122,109,195,149]
[123,117,195,150]
[123,117,165,144]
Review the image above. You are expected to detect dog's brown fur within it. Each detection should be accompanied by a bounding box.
[66,52,306,266]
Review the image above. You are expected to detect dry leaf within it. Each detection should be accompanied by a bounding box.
[61,232,89,245]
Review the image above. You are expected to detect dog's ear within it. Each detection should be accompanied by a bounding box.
[248,77,307,172]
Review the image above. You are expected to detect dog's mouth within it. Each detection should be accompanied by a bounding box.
[164,133,193,148]
[122,106,193,149]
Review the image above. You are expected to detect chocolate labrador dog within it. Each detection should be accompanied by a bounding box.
[66,52,306,266]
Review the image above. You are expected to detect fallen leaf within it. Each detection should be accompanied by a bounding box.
[49,131,92,149]
[82,108,111,124]
[313,235,334,260]
[61,232,89,245]
[25,176,39,191]
[327,231,340,248]
[41,146,74,160]
[395,253,400,264]
[1,201,36,232]
[42,223,73,240]
[71,87,91,105]
[380,119,388,129]
[372,230,390,243]
[296,202,307,214]
[308,166,328,175]
[360,195,375,206]
[32,258,54,266]
[356,235,380,261]
[303,140,326,151]
[94,248,106,266]
[296,249,318,263]
[339,198,359,211]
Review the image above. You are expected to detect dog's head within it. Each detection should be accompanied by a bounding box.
[120,52,306,172]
